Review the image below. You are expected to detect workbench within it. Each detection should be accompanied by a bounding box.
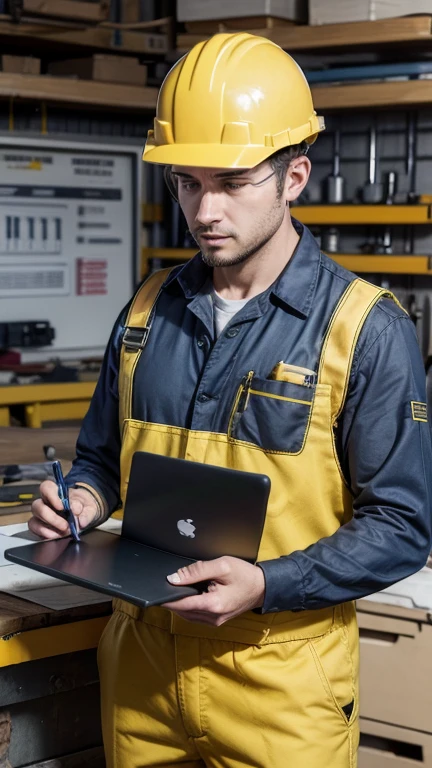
[0,425,109,765]
[0,592,110,767]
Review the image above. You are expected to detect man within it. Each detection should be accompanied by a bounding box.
[30,33,431,768]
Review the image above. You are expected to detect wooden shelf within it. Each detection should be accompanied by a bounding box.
[294,205,432,225]
[0,72,158,111]
[141,248,432,276]
[177,15,432,53]
[0,16,168,55]
[311,79,432,111]
[22,0,108,23]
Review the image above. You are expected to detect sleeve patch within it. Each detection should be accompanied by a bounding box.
[411,401,428,422]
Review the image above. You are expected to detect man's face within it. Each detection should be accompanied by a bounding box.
[172,162,286,268]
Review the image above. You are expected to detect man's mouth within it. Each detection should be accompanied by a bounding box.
[199,234,230,245]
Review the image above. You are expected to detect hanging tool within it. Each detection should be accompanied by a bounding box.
[322,228,340,254]
[362,123,383,204]
[385,171,398,205]
[407,112,418,203]
[376,228,393,255]
[325,129,345,204]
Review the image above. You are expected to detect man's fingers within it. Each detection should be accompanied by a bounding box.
[163,591,222,615]
[28,515,67,540]
[31,497,69,534]
[39,480,64,512]
[167,557,231,586]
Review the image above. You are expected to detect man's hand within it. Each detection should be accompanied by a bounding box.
[29,481,101,539]
[163,556,265,626]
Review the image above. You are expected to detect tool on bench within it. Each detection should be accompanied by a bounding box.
[0,484,39,508]
[0,462,53,484]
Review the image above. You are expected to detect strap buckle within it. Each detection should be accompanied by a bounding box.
[122,326,149,350]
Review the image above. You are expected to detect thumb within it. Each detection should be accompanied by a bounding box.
[69,498,96,530]
[167,557,230,585]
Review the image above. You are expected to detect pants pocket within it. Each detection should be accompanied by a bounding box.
[308,626,357,727]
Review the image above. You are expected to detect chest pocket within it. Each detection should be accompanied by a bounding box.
[228,368,316,454]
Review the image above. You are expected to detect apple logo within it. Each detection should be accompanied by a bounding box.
[177,518,196,538]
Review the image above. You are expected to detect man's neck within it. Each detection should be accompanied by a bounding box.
[212,215,299,300]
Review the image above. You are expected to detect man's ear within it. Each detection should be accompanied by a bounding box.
[284,155,311,204]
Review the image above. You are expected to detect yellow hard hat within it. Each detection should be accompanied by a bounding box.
[143,32,324,169]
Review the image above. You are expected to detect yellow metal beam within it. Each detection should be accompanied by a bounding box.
[0,407,10,427]
[0,382,97,428]
[141,248,432,277]
[0,382,96,406]
[331,255,432,275]
[294,205,432,225]
[0,616,109,667]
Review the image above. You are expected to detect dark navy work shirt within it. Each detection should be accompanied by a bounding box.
[67,222,432,613]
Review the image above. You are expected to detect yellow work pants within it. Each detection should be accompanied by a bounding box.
[98,604,359,768]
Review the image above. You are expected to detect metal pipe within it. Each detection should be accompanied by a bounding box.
[406,112,418,196]
[369,126,377,185]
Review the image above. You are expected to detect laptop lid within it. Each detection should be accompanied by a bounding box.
[122,452,271,563]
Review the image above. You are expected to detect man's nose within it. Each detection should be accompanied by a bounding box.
[195,191,223,226]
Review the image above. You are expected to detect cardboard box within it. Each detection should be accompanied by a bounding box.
[359,718,432,767]
[357,599,432,733]
[48,55,147,86]
[22,0,108,22]
[177,0,307,23]
[309,0,432,25]
[1,55,41,75]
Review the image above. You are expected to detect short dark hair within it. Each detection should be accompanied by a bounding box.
[163,140,309,201]
[269,141,309,197]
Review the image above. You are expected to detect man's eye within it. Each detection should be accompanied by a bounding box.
[181,182,199,192]
[225,182,245,191]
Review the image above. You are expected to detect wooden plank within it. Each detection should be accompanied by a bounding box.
[0,72,158,110]
[185,16,295,32]
[177,15,432,51]
[312,79,432,111]
[0,18,168,54]
[0,592,111,637]
[22,0,106,23]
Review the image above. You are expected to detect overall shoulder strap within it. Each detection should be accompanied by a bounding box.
[119,267,175,428]
[318,278,405,422]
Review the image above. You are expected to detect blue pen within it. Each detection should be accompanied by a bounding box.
[52,460,80,542]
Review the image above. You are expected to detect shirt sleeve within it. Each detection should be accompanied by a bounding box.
[258,303,432,613]
[65,304,129,514]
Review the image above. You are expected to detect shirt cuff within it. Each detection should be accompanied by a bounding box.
[255,555,306,613]
[65,470,117,517]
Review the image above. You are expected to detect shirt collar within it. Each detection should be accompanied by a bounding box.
[270,220,321,318]
[164,220,321,318]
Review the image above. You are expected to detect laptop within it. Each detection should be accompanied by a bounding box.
[5,452,271,608]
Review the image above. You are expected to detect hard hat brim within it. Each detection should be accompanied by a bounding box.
[143,142,289,169]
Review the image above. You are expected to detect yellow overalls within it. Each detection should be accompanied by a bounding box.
[97,270,393,768]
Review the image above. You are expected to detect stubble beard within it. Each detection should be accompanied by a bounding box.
[193,198,285,269]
